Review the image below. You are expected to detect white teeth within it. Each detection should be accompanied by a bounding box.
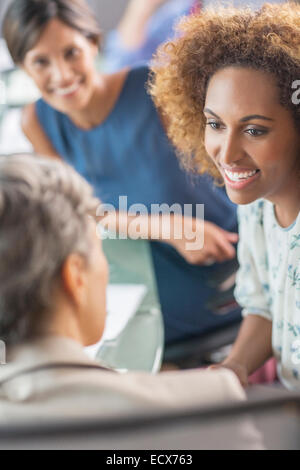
[56,82,80,96]
[225,169,257,182]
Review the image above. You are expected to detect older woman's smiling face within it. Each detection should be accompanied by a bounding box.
[204,67,300,224]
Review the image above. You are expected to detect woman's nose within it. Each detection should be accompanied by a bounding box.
[50,59,74,84]
[219,133,243,166]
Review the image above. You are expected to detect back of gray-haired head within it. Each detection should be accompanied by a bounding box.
[0,154,99,346]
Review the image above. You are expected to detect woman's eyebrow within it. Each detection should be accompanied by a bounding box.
[240,114,274,122]
[203,108,220,119]
[25,50,47,61]
[204,108,274,122]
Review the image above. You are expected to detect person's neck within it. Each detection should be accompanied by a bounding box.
[67,69,128,130]
[268,180,300,228]
[45,306,84,346]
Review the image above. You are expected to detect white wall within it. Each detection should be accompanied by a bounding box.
[0,0,11,36]
[0,0,128,37]
[87,0,128,33]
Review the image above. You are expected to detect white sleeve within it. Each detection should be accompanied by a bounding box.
[234,203,272,321]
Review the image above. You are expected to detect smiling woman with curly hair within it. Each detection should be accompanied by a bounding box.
[150,2,300,390]
[149,2,300,180]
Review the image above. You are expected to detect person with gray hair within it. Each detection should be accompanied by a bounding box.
[0,154,104,348]
[0,154,263,450]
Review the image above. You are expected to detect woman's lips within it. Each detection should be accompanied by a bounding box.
[55,82,81,97]
[48,79,84,97]
[223,168,260,189]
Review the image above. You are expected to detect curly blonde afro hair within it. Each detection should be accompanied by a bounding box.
[149,2,300,180]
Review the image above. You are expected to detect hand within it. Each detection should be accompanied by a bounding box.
[165,215,238,265]
[209,360,249,388]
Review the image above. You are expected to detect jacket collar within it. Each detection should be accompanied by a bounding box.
[0,335,98,382]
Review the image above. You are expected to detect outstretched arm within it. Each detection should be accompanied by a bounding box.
[117,0,168,50]
[211,315,273,387]
[97,211,238,265]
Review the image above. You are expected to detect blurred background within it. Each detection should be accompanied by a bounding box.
[1,0,291,41]
[0,0,128,36]
[0,0,292,155]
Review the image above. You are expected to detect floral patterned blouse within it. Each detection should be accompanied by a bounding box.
[235,199,300,390]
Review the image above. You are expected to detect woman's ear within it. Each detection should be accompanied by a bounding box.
[61,253,88,309]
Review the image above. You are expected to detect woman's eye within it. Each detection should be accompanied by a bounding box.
[33,58,49,67]
[65,48,80,59]
[206,121,223,130]
[245,128,267,137]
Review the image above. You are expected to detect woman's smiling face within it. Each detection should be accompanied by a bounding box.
[204,67,300,208]
[23,18,99,114]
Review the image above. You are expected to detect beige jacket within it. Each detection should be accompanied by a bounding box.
[0,335,249,421]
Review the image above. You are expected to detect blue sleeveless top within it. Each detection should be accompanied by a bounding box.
[36,66,240,343]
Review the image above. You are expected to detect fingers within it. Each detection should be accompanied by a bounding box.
[208,363,248,388]
[168,220,238,265]
[215,237,236,260]
[225,232,239,243]
[205,227,238,262]
[200,237,234,263]
[177,240,233,265]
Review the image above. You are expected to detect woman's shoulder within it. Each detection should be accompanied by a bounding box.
[21,101,47,142]
[104,66,155,128]
[114,65,150,104]
[34,97,63,121]
[21,102,60,158]
[125,65,150,84]
[21,102,37,134]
